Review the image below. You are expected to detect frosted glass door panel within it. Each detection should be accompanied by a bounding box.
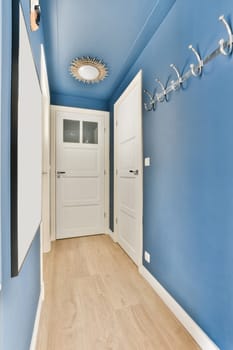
[63,119,80,143]
[83,121,98,144]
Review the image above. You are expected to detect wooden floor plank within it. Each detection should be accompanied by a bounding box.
[36,235,200,350]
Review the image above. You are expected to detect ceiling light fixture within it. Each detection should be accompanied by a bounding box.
[70,56,108,84]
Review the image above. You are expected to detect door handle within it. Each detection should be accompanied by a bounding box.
[129,169,139,175]
[56,171,66,179]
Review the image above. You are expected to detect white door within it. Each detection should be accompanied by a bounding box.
[56,110,105,239]
[41,44,51,253]
[114,71,143,266]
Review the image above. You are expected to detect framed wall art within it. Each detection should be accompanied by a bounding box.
[11,1,42,276]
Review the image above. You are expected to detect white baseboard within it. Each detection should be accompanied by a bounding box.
[41,281,45,301]
[107,229,118,243]
[30,283,44,350]
[139,266,220,350]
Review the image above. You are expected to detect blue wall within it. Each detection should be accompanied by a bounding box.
[0,1,44,349]
[0,0,2,292]
[51,92,109,111]
[110,1,233,349]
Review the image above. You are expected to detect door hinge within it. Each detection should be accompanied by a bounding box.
[104,212,107,218]
[104,127,106,133]
[116,169,118,176]
[104,169,106,175]
[116,217,118,225]
[116,120,118,127]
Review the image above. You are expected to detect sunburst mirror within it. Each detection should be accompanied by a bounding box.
[70,56,108,84]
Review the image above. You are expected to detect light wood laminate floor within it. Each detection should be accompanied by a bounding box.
[36,235,200,350]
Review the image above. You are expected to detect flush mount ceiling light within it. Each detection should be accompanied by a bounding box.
[70,56,108,84]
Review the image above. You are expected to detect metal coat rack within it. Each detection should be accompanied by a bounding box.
[144,15,233,112]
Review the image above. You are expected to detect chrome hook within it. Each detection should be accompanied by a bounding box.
[144,89,156,111]
[155,78,168,102]
[189,45,204,77]
[219,15,233,56]
[170,64,183,90]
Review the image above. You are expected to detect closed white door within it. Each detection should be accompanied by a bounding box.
[114,71,143,266]
[56,110,105,239]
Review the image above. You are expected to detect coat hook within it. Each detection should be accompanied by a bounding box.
[144,89,156,111]
[189,45,204,77]
[155,78,168,102]
[170,64,183,90]
[219,15,233,56]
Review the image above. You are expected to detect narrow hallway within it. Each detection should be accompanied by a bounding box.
[36,235,200,350]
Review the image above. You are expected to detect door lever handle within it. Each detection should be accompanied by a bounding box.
[57,171,66,174]
[129,169,139,175]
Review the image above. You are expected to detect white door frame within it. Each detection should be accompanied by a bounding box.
[50,105,110,241]
[40,44,51,256]
[39,43,50,299]
[114,70,143,268]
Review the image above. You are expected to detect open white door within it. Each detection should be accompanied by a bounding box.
[56,108,107,239]
[41,44,51,254]
[114,70,143,266]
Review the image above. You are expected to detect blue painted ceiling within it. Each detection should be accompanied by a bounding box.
[40,0,175,104]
